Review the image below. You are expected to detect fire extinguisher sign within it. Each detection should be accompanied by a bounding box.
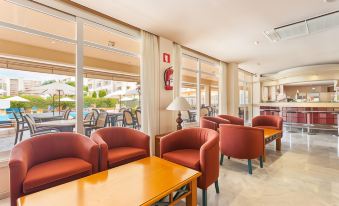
[163,53,170,63]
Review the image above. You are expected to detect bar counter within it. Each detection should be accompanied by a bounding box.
[256,102,339,134]
[257,102,339,107]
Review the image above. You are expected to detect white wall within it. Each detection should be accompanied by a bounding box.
[158,37,175,134]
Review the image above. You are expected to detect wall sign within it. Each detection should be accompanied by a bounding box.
[163,53,171,63]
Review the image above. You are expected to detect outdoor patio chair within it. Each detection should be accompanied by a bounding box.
[135,109,141,130]
[84,111,94,127]
[200,107,209,117]
[13,112,29,145]
[123,110,136,128]
[63,109,71,120]
[85,112,108,136]
[23,115,60,137]
[92,109,100,123]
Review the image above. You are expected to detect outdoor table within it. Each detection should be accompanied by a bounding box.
[33,113,63,122]
[106,110,123,126]
[37,119,76,132]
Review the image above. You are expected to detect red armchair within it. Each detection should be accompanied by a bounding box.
[219,124,264,175]
[91,127,149,171]
[217,114,244,125]
[9,133,99,206]
[252,115,283,130]
[160,128,219,206]
[200,116,230,131]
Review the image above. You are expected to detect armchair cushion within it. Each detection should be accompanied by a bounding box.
[163,149,200,171]
[108,147,147,168]
[23,158,91,194]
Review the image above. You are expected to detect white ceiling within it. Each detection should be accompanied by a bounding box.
[72,0,339,74]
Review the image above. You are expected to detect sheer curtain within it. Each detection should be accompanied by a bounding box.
[140,31,160,154]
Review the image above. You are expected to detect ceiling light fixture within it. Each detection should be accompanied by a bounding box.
[254,41,260,45]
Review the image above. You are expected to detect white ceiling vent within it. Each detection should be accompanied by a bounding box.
[264,11,339,42]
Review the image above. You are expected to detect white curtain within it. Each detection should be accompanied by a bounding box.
[140,31,160,155]
[219,61,228,114]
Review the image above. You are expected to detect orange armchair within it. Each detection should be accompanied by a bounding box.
[200,116,230,131]
[160,128,219,206]
[91,127,150,171]
[252,115,283,130]
[9,133,99,206]
[217,114,244,125]
[219,124,264,175]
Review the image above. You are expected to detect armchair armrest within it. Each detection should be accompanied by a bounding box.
[91,132,109,171]
[74,134,99,173]
[9,145,31,206]
[199,134,219,189]
[200,118,218,130]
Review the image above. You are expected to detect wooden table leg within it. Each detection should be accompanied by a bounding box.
[276,138,281,151]
[186,179,197,206]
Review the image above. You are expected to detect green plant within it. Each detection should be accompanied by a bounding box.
[98,90,107,98]
[92,91,97,98]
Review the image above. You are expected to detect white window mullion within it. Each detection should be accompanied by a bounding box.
[196,59,201,123]
[75,17,84,134]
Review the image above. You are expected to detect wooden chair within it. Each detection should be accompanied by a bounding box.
[123,110,136,128]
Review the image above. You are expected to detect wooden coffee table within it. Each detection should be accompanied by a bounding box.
[18,157,201,206]
[263,128,282,161]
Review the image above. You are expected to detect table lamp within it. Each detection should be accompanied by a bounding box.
[166,96,191,130]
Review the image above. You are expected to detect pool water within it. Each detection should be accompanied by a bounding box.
[0,112,89,122]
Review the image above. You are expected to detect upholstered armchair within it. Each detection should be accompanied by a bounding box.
[91,127,150,171]
[217,114,244,125]
[160,128,219,206]
[9,133,99,206]
[219,124,264,174]
[252,115,283,130]
[200,116,230,131]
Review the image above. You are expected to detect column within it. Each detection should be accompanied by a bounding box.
[219,62,227,114]
[226,63,239,116]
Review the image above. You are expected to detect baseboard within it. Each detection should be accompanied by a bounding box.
[0,191,9,200]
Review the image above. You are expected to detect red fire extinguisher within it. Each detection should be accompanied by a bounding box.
[164,67,173,90]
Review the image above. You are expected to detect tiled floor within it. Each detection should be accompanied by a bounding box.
[1,130,339,206]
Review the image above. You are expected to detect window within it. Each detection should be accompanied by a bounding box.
[180,52,220,126]
[238,70,253,124]
[0,0,141,154]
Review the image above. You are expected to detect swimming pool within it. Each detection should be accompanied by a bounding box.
[0,112,89,122]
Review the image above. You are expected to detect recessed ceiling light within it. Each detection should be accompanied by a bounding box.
[254,41,260,45]
[323,0,336,2]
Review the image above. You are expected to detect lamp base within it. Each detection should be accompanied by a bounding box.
[176,111,183,130]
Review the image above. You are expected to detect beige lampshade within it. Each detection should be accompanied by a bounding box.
[166,96,191,111]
